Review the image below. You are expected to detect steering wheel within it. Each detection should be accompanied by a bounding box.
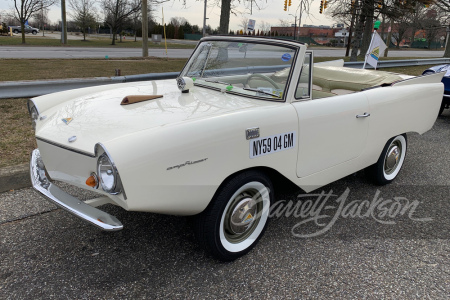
[245,74,280,90]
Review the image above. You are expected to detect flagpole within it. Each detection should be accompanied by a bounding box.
[363,31,376,70]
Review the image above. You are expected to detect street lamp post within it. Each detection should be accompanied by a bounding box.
[289,14,297,40]
[203,0,207,37]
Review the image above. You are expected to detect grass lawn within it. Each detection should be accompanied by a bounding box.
[0,98,36,168]
[0,35,195,48]
[1,56,432,82]
[0,58,440,168]
[0,58,188,81]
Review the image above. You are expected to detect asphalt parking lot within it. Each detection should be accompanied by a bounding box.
[1,112,449,299]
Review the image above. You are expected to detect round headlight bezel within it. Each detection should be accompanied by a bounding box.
[97,152,117,194]
[27,99,40,129]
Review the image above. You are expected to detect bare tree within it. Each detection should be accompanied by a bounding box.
[217,0,272,34]
[12,0,56,44]
[278,19,290,27]
[239,17,248,31]
[69,0,97,41]
[30,4,49,36]
[219,0,232,34]
[391,15,411,48]
[131,0,141,42]
[421,8,446,49]
[259,20,271,34]
[434,0,450,56]
[103,0,141,45]
[170,16,188,27]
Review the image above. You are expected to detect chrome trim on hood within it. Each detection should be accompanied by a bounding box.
[36,136,95,157]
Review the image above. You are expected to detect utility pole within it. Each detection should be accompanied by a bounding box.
[202,0,207,37]
[61,0,67,44]
[289,14,297,40]
[142,0,148,57]
[294,15,297,40]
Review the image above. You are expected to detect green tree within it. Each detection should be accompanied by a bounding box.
[69,0,97,41]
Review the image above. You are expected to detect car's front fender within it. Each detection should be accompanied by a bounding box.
[103,103,299,215]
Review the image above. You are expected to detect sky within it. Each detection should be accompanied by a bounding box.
[0,0,335,32]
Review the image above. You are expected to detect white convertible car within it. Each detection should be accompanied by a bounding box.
[29,36,444,261]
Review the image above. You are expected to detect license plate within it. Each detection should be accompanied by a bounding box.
[250,131,296,158]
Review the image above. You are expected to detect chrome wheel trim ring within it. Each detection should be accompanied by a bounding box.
[383,136,406,180]
[219,181,270,253]
[384,142,401,175]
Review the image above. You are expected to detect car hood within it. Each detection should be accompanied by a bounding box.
[35,79,275,155]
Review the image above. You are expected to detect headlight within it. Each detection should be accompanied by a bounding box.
[95,144,125,197]
[97,153,117,193]
[27,99,39,129]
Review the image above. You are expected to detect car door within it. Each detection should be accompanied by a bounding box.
[292,52,370,178]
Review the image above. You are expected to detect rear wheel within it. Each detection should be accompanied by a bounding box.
[13,29,19,34]
[366,134,407,185]
[193,171,273,261]
[439,100,445,116]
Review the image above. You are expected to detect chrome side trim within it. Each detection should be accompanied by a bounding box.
[36,137,96,157]
[30,149,123,231]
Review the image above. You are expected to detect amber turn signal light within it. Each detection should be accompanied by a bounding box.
[86,173,99,189]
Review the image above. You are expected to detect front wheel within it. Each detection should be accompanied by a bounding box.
[193,171,273,261]
[32,30,37,35]
[366,134,407,185]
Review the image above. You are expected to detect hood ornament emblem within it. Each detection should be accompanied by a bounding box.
[68,136,77,143]
[62,118,73,125]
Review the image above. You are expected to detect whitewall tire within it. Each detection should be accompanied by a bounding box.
[367,134,407,185]
[193,171,273,261]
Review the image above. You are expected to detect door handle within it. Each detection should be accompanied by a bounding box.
[356,113,370,118]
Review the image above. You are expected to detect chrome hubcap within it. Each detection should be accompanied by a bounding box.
[384,142,402,175]
[230,198,257,234]
[224,191,262,243]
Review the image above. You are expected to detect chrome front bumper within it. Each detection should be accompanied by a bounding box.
[30,149,123,231]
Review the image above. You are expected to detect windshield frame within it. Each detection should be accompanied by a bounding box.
[179,37,302,103]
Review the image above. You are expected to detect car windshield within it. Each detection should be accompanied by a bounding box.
[180,40,297,101]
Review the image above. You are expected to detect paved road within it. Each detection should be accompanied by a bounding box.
[1,111,449,298]
[0,46,194,59]
[0,45,444,59]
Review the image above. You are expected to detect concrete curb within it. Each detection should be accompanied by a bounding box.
[0,164,30,193]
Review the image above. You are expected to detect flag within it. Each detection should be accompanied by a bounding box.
[25,20,29,26]
[364,31,387,69]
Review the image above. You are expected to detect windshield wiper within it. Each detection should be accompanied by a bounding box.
[204,79,231,85]
[243,87,282,98]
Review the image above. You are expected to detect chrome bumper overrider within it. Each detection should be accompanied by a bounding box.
[30,149,123,231]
